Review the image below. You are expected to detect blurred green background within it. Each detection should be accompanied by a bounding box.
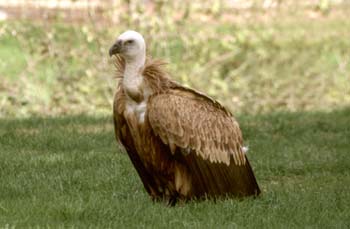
[0,0,349,117]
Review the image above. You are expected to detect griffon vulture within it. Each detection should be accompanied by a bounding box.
[109,30,260,205]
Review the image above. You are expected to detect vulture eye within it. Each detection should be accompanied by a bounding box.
[125,40,134,45]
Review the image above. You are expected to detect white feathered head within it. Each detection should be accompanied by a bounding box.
[109,30,146,61]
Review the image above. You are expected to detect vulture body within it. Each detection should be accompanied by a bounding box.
[110,31,260,205]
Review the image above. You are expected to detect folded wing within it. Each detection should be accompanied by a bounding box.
[147,88,246,166]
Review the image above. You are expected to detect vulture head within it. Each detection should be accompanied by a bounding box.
[109,30,146,62]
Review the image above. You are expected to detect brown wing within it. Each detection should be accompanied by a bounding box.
[147,87,260,197]
[147,88,246,166]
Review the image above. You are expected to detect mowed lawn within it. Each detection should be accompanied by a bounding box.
[0,109,349,228]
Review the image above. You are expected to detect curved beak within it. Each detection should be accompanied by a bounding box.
[109,40,122,57]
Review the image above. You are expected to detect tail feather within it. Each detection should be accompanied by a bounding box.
[182,154,260,199]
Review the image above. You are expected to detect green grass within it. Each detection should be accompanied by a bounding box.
[1,109,349,228]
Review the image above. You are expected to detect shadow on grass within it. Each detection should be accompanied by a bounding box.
[1,107,349,177]
[0,115,116,153]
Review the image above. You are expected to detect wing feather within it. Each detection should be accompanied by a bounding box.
[147,88,246,165]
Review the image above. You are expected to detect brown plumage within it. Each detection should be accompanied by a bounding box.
[110,31,260,205]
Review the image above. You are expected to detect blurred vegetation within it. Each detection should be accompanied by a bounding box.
[0,0,349,117]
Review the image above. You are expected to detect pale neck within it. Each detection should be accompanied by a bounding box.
[122,54,146,90]
[123,54,146,80]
